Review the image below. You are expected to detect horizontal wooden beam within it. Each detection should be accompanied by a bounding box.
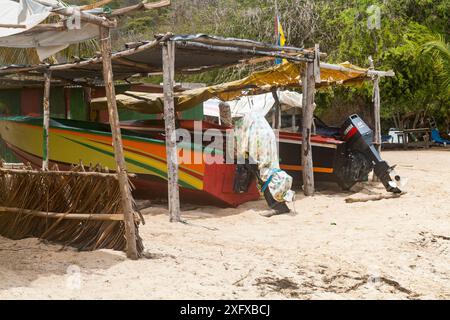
[48,35,171,72]
[0,168,136,178]
[0,206,125,221]
[111,0,171,16]
[0,65,46,75]
[114,57,157,72]
[180,36,308,56]
[52,6,116,28]
[0,24,26,28]
[23,23,67,34]
[320,62,395,77]
[79,0,113,11]
[175,41,314,63]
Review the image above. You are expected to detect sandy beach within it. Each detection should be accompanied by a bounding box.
[1,149,449,300]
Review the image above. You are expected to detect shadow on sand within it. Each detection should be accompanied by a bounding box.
[138,180,384,221]
[0,237,126,292]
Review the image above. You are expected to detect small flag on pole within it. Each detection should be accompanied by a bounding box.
[275,15,286,65]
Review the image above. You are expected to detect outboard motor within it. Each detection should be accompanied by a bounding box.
[341,114,402,193]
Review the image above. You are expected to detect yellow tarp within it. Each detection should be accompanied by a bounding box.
[90,62,372,114]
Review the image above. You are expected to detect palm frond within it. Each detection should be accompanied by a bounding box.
[0,48,41,66]
[422,35,450,63]
[422,35,450,89]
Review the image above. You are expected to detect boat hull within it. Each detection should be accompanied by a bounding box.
[0,117,353,206]
[277,130,345,186]
[121,119,346,186]
[0,117,260,207]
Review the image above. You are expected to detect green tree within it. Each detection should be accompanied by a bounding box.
[423,35,450,87]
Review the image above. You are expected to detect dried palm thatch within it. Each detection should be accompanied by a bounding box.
[0,163,144,254]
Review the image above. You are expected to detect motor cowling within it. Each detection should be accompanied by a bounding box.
[341,115,402,193]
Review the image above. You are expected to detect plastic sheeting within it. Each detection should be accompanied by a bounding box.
[0,22,100,60]
[90,61,375,114]
[203,91,302,118]
[0,0,51,38]
[0,0,99,60]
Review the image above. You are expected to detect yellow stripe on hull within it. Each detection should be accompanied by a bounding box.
[0,121,204,190]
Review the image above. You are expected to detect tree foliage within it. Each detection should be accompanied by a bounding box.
[115,0,449,129]
[1,0,448,130]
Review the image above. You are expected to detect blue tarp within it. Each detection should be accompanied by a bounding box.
[431,129,450,144]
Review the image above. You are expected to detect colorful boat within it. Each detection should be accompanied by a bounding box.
[0,114,400,207]
[120,117,386,192]
[0,116,260,207]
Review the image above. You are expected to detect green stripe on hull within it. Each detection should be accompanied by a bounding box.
[63,136,195,189]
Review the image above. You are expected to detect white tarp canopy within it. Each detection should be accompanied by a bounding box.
[0,0,99,60]
[0,0,52,38]
[204,90,303,118]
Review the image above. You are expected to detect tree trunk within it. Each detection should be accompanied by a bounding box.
[302,62,315,196]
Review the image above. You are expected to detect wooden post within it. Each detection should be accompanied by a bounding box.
[218,102,232,127]
[368,56,381,182]
[373,75,382,154]
[372,75,382,182]
[272,89,281,129]
[301,61,316,196]
[369,56,382,155]
[292,108,296,131]
[99,26,139,260]
[162,40,181,222]
[42,71,51,171]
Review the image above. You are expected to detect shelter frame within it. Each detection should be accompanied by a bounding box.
[0,9,315,259]
[0,1,395,259]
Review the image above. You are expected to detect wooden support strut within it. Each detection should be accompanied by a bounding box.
[42,71,51,171]
[47,34,172,73]
[162,40,181,222]
[99,26,139,259]
[52,6,116,28]
[0,168,136,178]
[0,207,126,221]
[272,89,281,129]
[175,41,314,63]
[301,59,316,196]
[111,0,171,16]
[373,75,382,154]
[0,24,26,28]
[372,75,382,182]
[369,56,382,182]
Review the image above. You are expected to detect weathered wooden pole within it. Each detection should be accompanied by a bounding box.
[369,56,381,182]
[301,59,316,196]
[162,40,181,222]
[42,71,51,171]
[369,56,382,155]
[218,102,232,127]
[292,109,296,131]
[272,89,281,129]
[373,75,381,154]
[372,75,382,182]
[99,26,139,260]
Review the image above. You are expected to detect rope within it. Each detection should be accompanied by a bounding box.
[261,168,282,192]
